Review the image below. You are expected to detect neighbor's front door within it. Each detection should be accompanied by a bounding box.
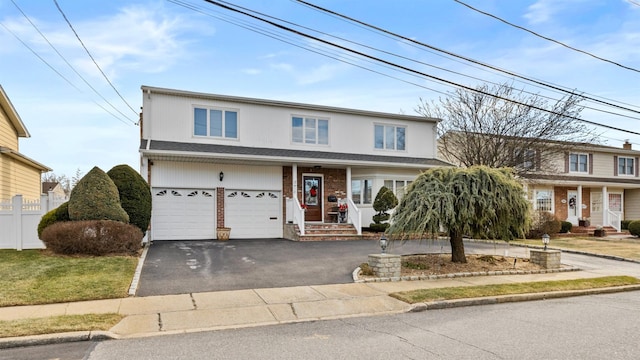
[567,190,578,225]
[303,176,322,222]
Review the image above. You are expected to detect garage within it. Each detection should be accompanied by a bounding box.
[225,190,282,238]
[151,188,216,240]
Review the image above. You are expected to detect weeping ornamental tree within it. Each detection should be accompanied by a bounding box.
[386,166,530,263]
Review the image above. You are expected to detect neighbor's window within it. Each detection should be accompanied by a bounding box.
[292,116,329,145]
[618,157,635,176]
[351,179,372,205]
[383,179,412,200]
[515,148,536,170]
[535,189,553,212]
[569,153,588,173]
[194,107,238,138]
[591,192,602,212]
[609,193,622,212]
[374,124,405,151]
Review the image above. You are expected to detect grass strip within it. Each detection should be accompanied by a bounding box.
[0,313,124,338]
[510,238,640,261]
[0,250,138,307]
[390,276,640,304]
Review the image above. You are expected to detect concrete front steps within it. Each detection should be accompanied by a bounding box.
[284,223,362,241]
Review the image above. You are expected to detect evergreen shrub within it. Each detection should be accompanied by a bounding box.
[107,164,152,233]
[37,202,70,238]
[68,166,129,223]
[629,220,640,237]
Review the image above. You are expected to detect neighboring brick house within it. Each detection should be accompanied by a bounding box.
[139,86,449,241]
[0,85,51,201]
[439,132,640,231]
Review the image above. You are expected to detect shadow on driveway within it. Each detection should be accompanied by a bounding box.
[136,238,440,297]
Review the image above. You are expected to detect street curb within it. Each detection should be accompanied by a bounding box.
[0,330,118,350]
[508,243,640,264]
[408,284,640,312]
[128,245,150,296]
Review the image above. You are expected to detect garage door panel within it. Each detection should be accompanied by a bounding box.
[225,190,281,239]
[152,188,216,241]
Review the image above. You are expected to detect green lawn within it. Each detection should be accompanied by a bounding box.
[0,314,124,338]
[391,276,640,304]
[511,237,640,261]
[0,250,138,307]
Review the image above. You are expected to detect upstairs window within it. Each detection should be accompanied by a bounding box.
[194,107,238,139]
[569,153,588,173]
[374,124,406,151]
[292,116,329,145]
[515,149,536,170]
[618,157,635,176]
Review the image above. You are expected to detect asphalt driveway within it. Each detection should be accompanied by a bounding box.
[136,238,441,297]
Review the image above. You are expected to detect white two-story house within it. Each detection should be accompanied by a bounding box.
[139,86,448,241]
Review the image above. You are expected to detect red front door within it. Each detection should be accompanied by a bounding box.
[303,176,322,221]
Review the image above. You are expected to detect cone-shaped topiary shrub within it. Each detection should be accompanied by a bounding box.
[68,166,129,223]
[37,201,70,238]
[370,186,398,232]
[107,164,151,233]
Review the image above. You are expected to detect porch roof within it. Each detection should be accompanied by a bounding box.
[522,173,640,189]
[140,139,452,168]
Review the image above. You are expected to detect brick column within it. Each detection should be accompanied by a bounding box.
[368,254,401,278]
[530,249,561,269]
[216,187,225,228]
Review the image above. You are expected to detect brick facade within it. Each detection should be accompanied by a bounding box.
[282,166,348,222]
[216,187,224,228]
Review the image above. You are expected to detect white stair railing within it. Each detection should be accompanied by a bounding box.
[345,198,362,235]
[606,210,621,232]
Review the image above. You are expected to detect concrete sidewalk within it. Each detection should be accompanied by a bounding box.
[2,262,640,349]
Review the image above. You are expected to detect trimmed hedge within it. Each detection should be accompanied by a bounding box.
[68,166,129,223]
[41,220,143,255]
[37,202,70,238]
[527,211,561,239]
[107,164,152,233]
[621,220,633,231]
[629,220,640,237]
[560,221,573,234]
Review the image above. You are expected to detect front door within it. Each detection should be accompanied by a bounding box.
[567,190,578,225]
[303,176,322,221]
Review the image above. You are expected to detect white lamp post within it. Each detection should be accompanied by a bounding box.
[380,235,388,254]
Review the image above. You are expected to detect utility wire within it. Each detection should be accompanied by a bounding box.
[452,0,640,74]
[206,0,640,121]
[0,21,130,125]
[53,0,138,116]
[294,0,640,116]
[10,0,134,124]
[202,0,640,136]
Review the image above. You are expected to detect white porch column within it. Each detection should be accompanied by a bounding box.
[602,186,608,226]
[292,164,298,199]
[346,166,352,200]
[577,185,583,220]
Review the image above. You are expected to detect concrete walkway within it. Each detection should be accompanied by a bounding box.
[2,243,640,349]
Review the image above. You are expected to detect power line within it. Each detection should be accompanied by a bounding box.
[200,0,640,122]
[0,21,131,125]
[9,0,135,124]
[453,0,640,74]
[53,0,138,117]
[294,0,640,117]
[202,0,640,136]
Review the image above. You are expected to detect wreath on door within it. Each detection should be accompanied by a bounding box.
[310,186,317,197]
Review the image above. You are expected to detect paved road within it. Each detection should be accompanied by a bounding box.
[14,291,638,360]
[136,239,640,296]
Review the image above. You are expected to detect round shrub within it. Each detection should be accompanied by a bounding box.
[107,164,152,233]
[37,202,70,238]
[560,221,572,234]
[629,220,640,237]
[68,166,129,223]
[527,211,561,239]
[41,220,143,256]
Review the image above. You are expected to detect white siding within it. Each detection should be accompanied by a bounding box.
[625,189,640,220]
[151,161,281,190]
[142,92,437,160]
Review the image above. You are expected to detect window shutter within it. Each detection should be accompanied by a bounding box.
[614,155,618,176]
[636,157,639,177]
[588,154,593,174]
[564,152,569,173]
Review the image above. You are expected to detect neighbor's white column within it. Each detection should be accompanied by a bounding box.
[292,164,298,199]
[577,185,583,221]
[602,186,608,226]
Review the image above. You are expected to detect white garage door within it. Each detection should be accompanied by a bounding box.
[225,190,282,239]
[152,188,216,240]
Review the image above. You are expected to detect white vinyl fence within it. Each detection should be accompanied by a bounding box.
[0,192,65,250]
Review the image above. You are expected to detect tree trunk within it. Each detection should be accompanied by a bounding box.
[449,230,467,263]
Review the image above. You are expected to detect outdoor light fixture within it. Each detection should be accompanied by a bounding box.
[380,235,388,254]
[219,171,224,181]
[542,233,550,251]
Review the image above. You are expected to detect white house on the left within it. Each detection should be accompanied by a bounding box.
[139,86,449,241]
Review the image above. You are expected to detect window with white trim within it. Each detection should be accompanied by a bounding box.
[374,124,406,151]
[351,179,372,205]
[515,148,536,170]
[383,180,412,200]
[569,153,588,173]
[591,192,602,212]
[534,189,553,212]
[609,193,622,212]
[618,157,635,176]
[292,116,329,145]
[194,107,238,138]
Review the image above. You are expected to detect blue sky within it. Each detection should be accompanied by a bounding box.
[1,0,639,178]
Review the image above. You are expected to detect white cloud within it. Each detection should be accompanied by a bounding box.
[242,68,261,75]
